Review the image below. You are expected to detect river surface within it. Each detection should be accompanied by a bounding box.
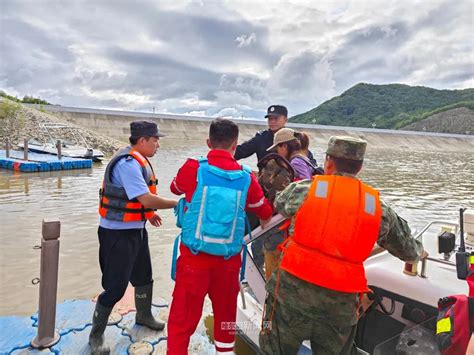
[0,144,473,316]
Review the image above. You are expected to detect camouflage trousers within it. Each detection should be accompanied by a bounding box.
[259,270,359,355]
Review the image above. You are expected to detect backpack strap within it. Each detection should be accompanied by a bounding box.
[239,214,253,281]
[241,164,252,174]
[196,157,209,185]
[174,198,187,228]
[171,234,181,281]
[240,246,247,282]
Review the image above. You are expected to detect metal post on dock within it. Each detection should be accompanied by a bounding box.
[31,219,61,349]
[5,137,10,158]
[56,140,62,160]
[23,139,29,161]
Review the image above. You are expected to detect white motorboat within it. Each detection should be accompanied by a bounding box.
[23,123,104,162]
[237,209,473,354]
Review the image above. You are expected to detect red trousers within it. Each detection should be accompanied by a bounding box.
[167,252,241,354]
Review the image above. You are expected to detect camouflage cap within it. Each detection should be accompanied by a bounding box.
[326,136,367,161]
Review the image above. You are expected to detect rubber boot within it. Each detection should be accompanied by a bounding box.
[89,301,113,355]
[135,282,165,331]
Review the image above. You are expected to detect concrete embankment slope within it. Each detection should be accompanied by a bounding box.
[37,105,474,152]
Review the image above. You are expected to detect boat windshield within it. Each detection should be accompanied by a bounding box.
[52,138,76,146]
[28,138,45,145]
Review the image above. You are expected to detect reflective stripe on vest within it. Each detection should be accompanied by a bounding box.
[99,147,157,222]
[280,175,382,293]
[180,158,251,257]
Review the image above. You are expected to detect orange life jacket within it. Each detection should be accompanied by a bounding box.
[99,147,157,222]
[280,175,382,293]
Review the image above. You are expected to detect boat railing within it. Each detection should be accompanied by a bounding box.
[243,214,286,245]
[244,216,467,277]
[412,220,464,276]
[39,122,91,150]
[413,220,459,241]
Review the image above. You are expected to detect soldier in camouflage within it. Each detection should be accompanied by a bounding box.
[259,136,425,355]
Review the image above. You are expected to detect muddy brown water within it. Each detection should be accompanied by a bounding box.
[0,145,473,317]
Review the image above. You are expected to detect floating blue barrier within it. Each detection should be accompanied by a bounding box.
[31,300,95,336]
[11,347,54,354]
[1,299,169,354]
[50,324,132,355]
[0,150,93,173]
[0,316,37,354]
[119,307,166,345]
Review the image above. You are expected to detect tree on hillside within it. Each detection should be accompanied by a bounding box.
[22,95,51,105]
[0,91,51,105]
[291,83,474,129]
[0,99,25,144]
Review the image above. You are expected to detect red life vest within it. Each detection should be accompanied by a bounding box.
[437,255,474,355]
[437,294,474,355]
[280,175,382,293]
[99,147,157,222]
[469,255,474,297]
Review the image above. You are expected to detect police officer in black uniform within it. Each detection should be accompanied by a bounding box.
[235,105,289,161]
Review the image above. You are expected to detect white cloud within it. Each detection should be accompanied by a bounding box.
[214,107,242,118]
[235,33,257,48]
[0,0,472,118]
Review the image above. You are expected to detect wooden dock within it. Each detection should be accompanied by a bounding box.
[0,150,92,172]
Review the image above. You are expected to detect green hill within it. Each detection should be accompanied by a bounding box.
[291,83,474,129]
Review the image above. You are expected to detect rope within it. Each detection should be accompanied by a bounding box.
[261,237,292,335]
[267,266,282,334]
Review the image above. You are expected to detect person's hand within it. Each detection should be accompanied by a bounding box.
[259,217,272,229]
[149,213,163,227]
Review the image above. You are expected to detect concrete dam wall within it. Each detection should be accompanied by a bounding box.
[37,105,474,153]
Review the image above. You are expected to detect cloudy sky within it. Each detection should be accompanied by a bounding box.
[0,0,473,119]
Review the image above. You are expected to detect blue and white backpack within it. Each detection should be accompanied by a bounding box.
[171,157,252,280]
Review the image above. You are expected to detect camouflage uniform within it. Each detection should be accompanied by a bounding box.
[259,136,423,355]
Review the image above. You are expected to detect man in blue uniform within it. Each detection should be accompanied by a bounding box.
[90,121,178,355]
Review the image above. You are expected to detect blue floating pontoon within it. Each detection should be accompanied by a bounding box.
[0,299,167,354]
[0,150,92,172]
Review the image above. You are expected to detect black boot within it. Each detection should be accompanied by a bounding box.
[89,302,113,355]
[135,282,165,331]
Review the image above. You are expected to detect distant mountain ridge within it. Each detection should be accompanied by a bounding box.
[290,83,474,133]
